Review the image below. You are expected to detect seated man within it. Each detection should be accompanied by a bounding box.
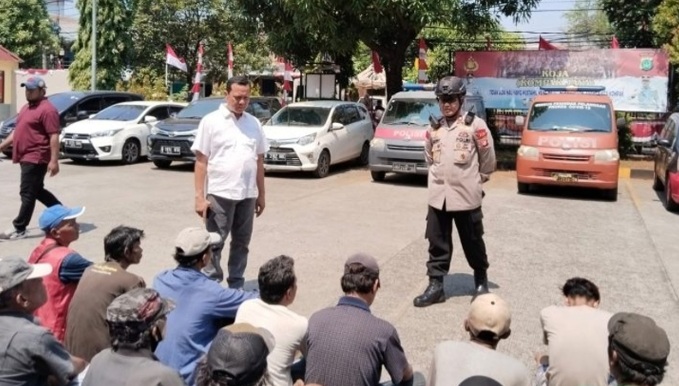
[66,226,147,362]
[537,277,612,386]
[429,293,530,385]
[303,253,414,386]
[28,204,92,342]
[235,255,308,386]
[154,227,258,384]
[83,288,184,385]
[0,255,87,385]
[194,323,274,386]
[608,312,670,386]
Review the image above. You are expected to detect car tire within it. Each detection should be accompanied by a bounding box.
[356,141,370,166]
[652,171,664,191]
[313,150,331,178]
[121,139,141,164]
[603,187,618,202]
[665,174,679,212]
[153,160,172,169]
[517,182,530,194]
[371,171,386,182]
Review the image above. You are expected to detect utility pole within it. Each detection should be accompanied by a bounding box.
[91,0,97,91]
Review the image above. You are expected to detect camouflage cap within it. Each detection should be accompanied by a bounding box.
[106,288,175,326]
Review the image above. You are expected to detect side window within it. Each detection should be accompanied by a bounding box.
[101,96,129,110]
[169,106,183,115]
[76,98,101,118]
[147,106,170,121]
[357,105,369,120]
[331,106,346,124]
[343,105,360,124]
[668,120,677,145]
[270,99,282,113]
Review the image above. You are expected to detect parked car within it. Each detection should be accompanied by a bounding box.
[652,113,679,211]
[262,100,374,178]
[368,90,485,182]
[147,96,281,169]
[0,91,144,158]
[60,101,186,164]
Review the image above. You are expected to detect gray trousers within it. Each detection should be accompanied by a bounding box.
[204,194,256,288]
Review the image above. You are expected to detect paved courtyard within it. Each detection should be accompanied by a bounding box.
[1,157,678,382]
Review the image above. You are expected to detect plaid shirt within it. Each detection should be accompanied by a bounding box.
[302,296,409,386]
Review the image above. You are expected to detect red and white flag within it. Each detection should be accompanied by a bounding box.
[538,36,558,50]
[418,38,428,84]
[371,51,383,74]
[227,42,234,79]
[191,43,204,102]
[283,61,293,92]
[166,44,187,72]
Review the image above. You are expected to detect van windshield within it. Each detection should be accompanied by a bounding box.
[382,99,440,126]
[269,107,330,127]
[528,102,612,132]
[176,99,222,119]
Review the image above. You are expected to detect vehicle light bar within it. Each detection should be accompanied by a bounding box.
[402,83,436,91]
[540,85,606,93]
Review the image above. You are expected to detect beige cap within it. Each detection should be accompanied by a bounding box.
[175,227,221,256]
[467,293,511,338]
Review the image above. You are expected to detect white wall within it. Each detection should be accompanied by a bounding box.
[12,69,72,115]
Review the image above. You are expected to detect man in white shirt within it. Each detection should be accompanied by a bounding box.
[191,76,269,288]
[429,293,531,386]
[235,255,308,386]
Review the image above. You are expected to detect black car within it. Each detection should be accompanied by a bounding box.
[0,91,144,158]
[147,96,281,169]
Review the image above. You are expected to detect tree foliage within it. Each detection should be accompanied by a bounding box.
[654,0,679,63]
[69,0,134,90]
[0,0,60,68]
[601,0,662,48]
[564,0,612,48]
[130,0,274,87]
[236,0,539,99]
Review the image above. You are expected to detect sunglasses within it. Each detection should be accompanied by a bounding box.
[438,96,458,104]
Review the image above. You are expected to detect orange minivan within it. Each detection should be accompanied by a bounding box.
[515,86,624,201]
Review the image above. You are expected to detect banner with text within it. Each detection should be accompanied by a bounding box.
[454,49,669,113]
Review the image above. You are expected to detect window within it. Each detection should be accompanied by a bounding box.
[102,96,130,109]
[382,99,440,126]
[147,106,171,121]
[528,102,612,133]
[332,106,348,124]
[270,106,330,127]
[270,99,282,112]
[357,105,369,120]
[93,105,145,121]
[343,105,360,124]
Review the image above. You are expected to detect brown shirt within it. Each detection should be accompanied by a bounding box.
[12,98,60,164]
[65,261,145,362]
[425,114,496,211]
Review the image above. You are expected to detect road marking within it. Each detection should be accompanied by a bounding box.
[625,179,679,303]
[618,167,631,179]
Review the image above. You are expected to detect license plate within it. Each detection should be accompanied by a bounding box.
[64,139,82,148]
[392,162,417,173]
[553,173,578,182]
[160,146,181,155]
[266,152,286,161]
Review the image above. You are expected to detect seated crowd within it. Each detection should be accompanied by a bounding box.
[0,204,671,386]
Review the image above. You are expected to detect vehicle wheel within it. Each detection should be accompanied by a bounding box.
[665,175,679,212]
[313,150,331,178]
[517,182,530,194]
[652,172,663,191]
[153,160,172,169]
[121,139,141,164]
[356,141,370,166]
[371,171,386,182]
[603,187,618,202]
[69,158,87,164]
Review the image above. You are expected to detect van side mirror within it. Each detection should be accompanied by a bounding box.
[616,117,627,129]
[77,111,89,120]
[144,115,158,123]
[658,138,672,147]
[88,113,97,119]
[515,116,525,126]
[330,122,344,131]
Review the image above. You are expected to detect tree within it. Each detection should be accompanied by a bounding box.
[601,0,662,48]
[654,0,679,63]
[236,0,538,99]
[564,0,612,48]
[130,0,274,88]
[0,0,60,68]
[69,0,134,90]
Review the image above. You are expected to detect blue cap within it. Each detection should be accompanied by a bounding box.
[39,205,85,231]
[20,76,47,90]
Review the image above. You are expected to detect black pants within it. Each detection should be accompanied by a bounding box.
[425,203,488,278]
[13,163,61,232]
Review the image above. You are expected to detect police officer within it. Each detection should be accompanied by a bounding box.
[413,76,496,308]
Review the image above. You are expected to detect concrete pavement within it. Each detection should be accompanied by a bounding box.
[1,157,677,382]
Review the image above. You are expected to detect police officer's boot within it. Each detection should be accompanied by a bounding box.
[473,270,490,298]
[413,277,445,308]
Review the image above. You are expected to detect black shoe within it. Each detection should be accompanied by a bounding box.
[413,278,445,308]
[473,270,490,298]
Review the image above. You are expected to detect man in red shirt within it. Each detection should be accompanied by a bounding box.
[0,76,62,240]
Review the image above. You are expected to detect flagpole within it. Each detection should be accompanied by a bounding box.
[165,63,169,99]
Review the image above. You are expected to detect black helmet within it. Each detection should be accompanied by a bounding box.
[435,76,466,97]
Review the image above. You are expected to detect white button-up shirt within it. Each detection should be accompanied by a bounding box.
[191,104,269,200]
